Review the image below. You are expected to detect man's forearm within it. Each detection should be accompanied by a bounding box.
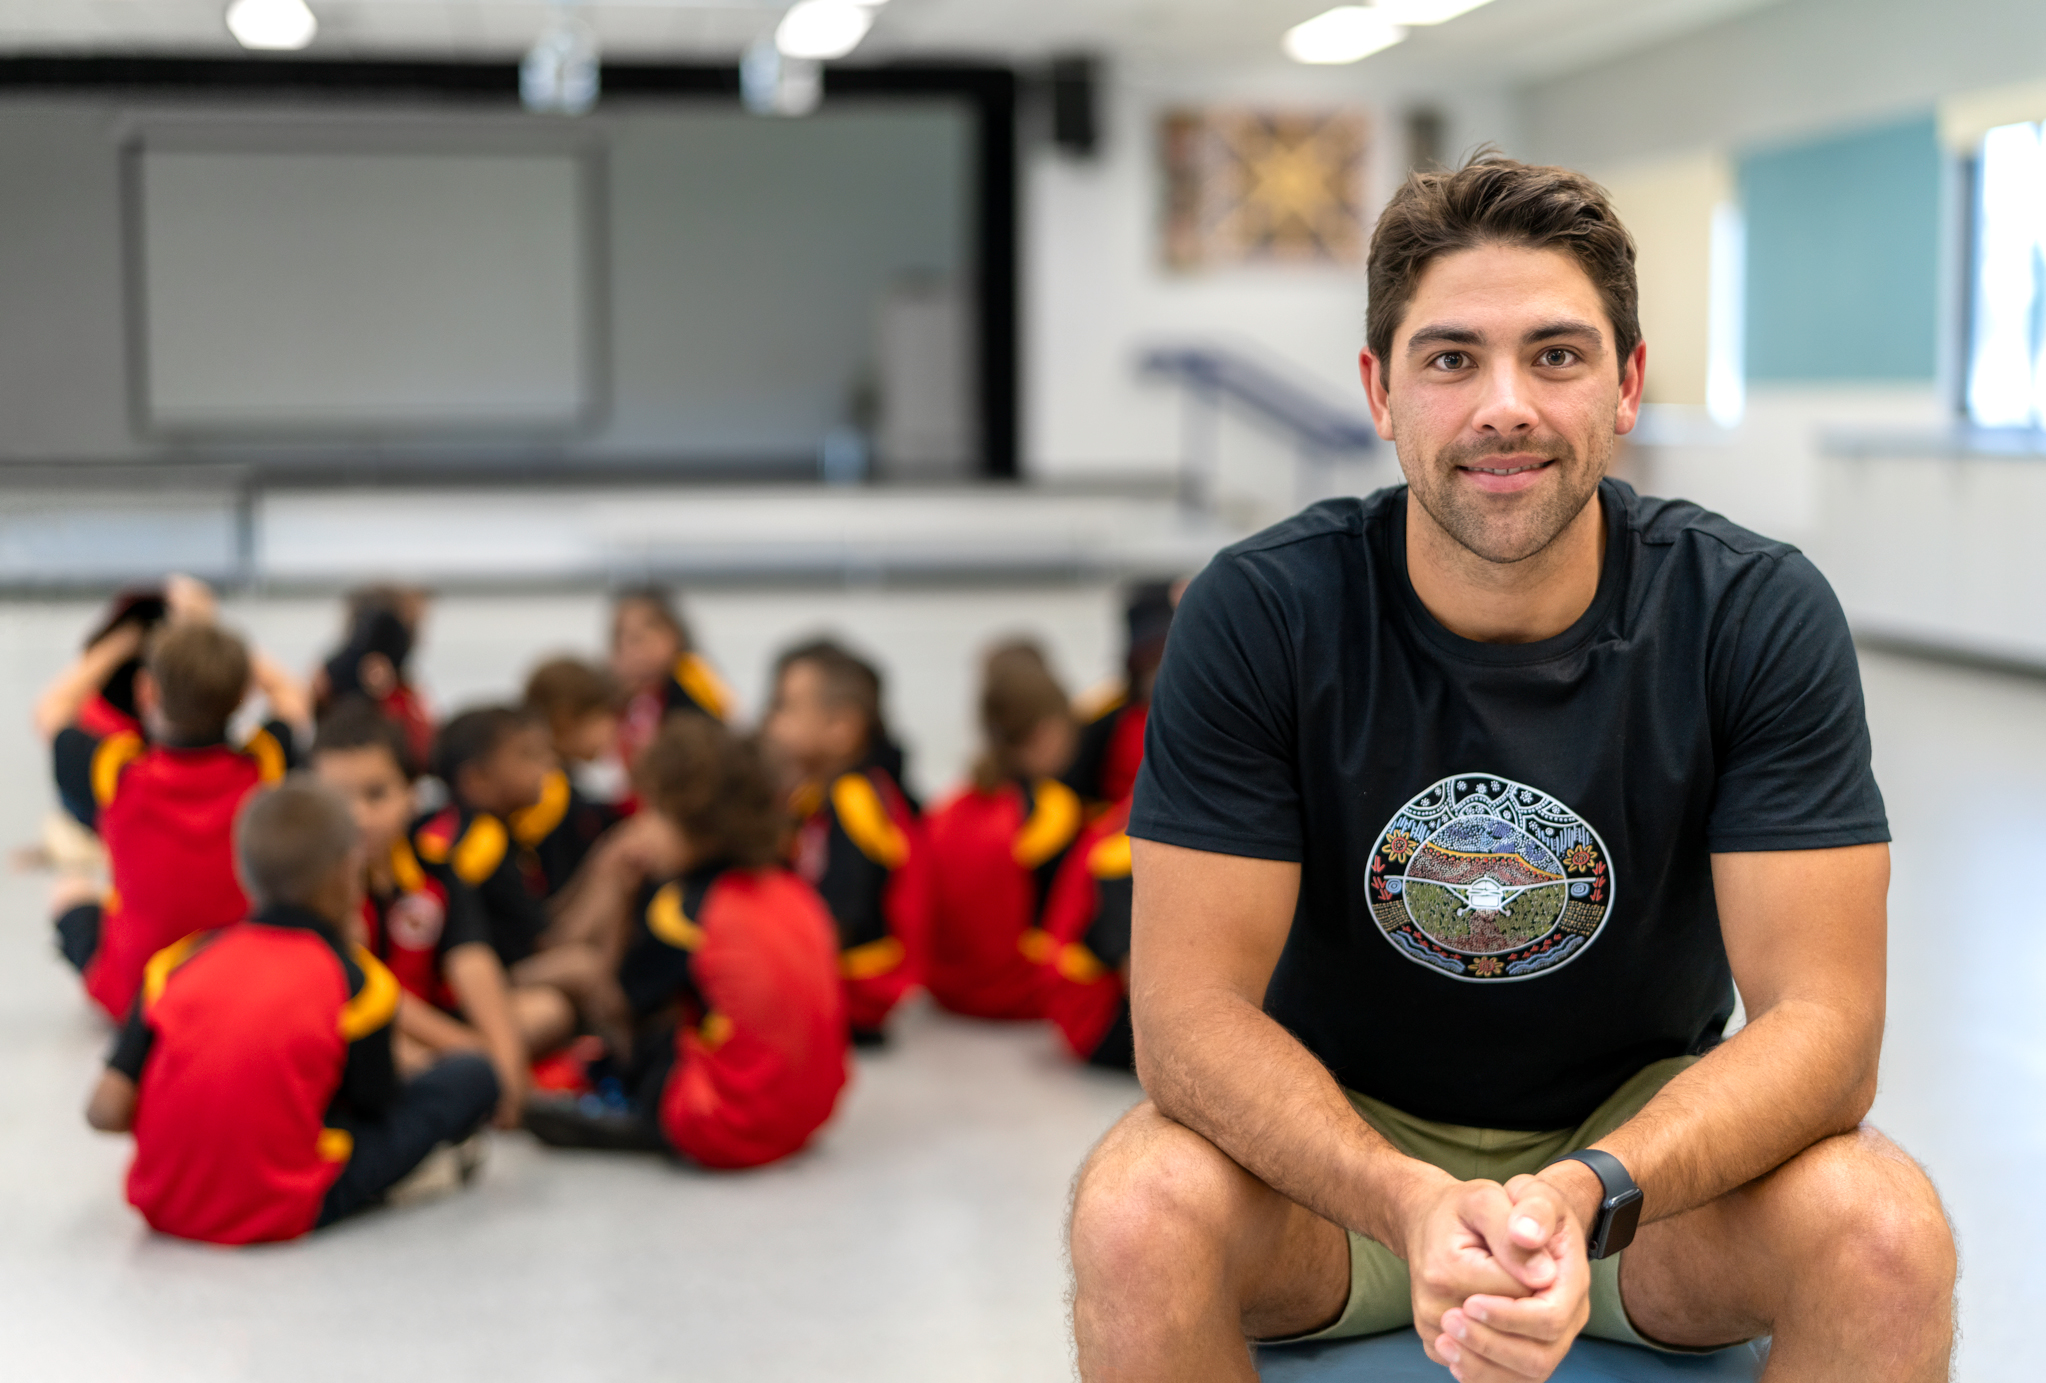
[1139,986,1449,1253]
[1544,999,1879,1228]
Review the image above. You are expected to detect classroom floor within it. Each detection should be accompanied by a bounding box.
[0,591,2038,1383]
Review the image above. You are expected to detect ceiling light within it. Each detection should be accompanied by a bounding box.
[1369,0,1495,23]
[742,38,822,117]
[776,0,874,62]
[1283,7,1404,64]
[522,8,601,116]
[225,0,317,51]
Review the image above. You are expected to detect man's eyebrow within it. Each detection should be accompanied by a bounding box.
[1524,319,1603,346]
[1404,324,1483,354]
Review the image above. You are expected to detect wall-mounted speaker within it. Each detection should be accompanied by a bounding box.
[1049,55,1099,159]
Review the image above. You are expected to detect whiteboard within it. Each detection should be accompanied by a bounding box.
[134,148,594,432]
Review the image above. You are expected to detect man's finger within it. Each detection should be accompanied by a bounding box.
[1441,1309,1556,1380]
[1460,1184,1559,1290]
[1461,1291,1571,1345]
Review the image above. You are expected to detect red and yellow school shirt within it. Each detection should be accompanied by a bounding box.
[56,723,291,1019]
[790,763,926,1033]
[412,804,549,967]
[617,651,736,774]
[108,905,402,1245]
[1038,803,1135,1064]
[1063,687,1149,815]
[623,865,849,1168]
[921,777,1083,1020]
[362,837,493,1012]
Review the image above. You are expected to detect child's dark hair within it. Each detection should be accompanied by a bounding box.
[775,638,883,742]
[312,696,417,780]
[611,586,694,652]
[524,657,621,732]
[433,705,540,789]
[635,716,783,869]
[146,622,251,743]
[973,640,1071,792]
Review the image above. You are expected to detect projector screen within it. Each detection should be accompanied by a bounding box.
[134,147,594,432]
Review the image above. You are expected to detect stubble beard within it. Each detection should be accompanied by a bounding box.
[1400,429,1611,566]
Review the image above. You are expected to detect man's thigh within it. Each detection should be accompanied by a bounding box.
[1071,1100,1352,1341]
[1618,1124,1955,1350]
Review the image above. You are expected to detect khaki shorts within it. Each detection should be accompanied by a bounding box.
[1285,1056,1718,1353]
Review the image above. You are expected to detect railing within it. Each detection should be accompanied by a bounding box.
[1141,345,1379,511]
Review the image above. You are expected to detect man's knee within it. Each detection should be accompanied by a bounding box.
[1777,1127,1955,1308]
[1070,1102,1254,1288]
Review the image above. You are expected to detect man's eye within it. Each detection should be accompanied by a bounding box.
[1432,352,1468,371]
[1538,348,1577,367]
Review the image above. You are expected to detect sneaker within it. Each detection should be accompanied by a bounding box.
[523,1095,665,1152]
[386,1135,489,1207]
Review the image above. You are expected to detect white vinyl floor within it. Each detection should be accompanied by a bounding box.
[0,590,2038,1382]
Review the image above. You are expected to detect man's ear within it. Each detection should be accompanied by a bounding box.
[1613,339,1648,437]
[1359,349,1396,441]
[134,668,159,717]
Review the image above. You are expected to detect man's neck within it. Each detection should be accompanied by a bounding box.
[1404,490,1607,645]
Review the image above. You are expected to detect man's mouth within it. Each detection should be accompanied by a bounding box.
[1458,458,1553,476]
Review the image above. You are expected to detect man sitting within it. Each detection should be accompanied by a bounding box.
[1068,154,1954,1382]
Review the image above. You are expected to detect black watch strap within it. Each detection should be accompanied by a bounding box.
[1546,1148,1644,1260]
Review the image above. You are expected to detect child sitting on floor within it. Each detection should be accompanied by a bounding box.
[522,715,849,1168]
[312,701,546,1129]
[921,640,1083,1021]
[519,657,629,891]
[84,778,499,1245]
[411,706,559,968]
[1064,581,1176,814]
[1036,799,1136,1070]
[762,638,925,1045]
[49,618,310,1020]
[609,588,735,768]
[313,586,435,773]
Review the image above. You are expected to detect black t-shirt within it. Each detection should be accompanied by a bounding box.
[1129,480,1889,1130]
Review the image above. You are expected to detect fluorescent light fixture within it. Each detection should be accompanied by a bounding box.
[1283,7,1404,65]
[741,37,822,117]
[225,0,317,50]
[1370,0,1495,24]
[776,0,874,61]
[522,10,601,116]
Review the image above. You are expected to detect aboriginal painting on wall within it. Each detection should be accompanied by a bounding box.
[1160,108,1370,271]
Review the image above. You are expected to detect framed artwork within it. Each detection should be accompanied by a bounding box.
[1162,108,1370,271]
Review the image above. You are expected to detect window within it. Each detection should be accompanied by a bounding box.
[1966,121,2046,428]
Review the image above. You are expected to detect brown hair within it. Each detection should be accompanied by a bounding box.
[635,715,783,869]
[1367,151,1639,378]
[146,622,251,742]
[236,776,360,910]
[312,695,417,780]
[524,657,621,734]
[433,705,541,791]
[611,587,693,652]
[775,638,882,743]
[972,640,1070,792]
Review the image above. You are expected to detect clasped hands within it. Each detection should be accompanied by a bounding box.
[1401,1172,1591,1383]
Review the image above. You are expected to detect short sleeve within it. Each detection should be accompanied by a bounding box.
[53,727,102,830]
[1705,553,1889,852]
[437,878,494,956]
[106,999,154,1081]
[1128,554,1303,861]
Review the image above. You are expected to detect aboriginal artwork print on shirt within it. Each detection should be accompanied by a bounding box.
[1367,774,1612,983]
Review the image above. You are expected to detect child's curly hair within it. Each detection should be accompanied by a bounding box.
[635,714,783,868]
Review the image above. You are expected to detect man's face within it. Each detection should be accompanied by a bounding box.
[1362,243,1644,565]
[313,745,413,856]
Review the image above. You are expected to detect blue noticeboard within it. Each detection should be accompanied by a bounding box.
[1738,113,1942,383]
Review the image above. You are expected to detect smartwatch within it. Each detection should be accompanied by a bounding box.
[1545,1149,1643,1260]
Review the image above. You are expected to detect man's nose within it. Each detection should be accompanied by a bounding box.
[1469,364,1539,435]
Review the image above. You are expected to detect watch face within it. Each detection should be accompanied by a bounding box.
[1601,1189,1645,1259]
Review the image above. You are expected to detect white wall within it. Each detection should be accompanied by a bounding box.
[1022,59,1520,481]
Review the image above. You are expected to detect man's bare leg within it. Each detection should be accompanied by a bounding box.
[1619,1126,1954,1382]
[1070,1101,1351,1383]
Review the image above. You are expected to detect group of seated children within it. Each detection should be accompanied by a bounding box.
[38,577,1175,1246]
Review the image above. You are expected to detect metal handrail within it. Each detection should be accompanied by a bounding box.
[1141,346,1378,454]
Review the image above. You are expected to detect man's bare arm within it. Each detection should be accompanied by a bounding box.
[1533,843,1888,1228]
[1135,840,1485,1254]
